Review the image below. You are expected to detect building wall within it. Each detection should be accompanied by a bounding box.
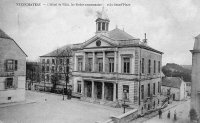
[180,81,186,100]
[161,86,180,100]
[0,38,26,104]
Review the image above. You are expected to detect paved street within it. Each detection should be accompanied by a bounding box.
[143,100,190,123]
[0,91,123,123]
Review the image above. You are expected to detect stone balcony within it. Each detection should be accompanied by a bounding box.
[72,71,139,81]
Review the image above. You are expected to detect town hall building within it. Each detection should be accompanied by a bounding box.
[71,8,163,113]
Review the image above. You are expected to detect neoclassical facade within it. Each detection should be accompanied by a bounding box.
[72,9,163,112]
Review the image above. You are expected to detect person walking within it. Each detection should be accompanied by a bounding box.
[167,110,171,119]
[174,110,177,121]
[158,109,162,119]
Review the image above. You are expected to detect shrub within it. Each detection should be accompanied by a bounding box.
[189,108,198,121]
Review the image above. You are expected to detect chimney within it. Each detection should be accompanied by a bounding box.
[143,33,148,45]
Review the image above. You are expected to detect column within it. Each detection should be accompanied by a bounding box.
[81,80,84,96]
[113,83,116,102]
[93,52,95,72]
[114,51,117,72]
[83,52,86,71]
[103,51,105,72]
[102,82,105,100]
[92,81,94,99]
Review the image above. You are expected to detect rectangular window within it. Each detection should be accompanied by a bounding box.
[46,74,49,82]
[153,83,156,95]
[5,78,14,89]
[98,22,101,31]
[14,60,18,70]
[47,59,50,64]
[141,85,144,99]
[42,74,45,81]
[6,60,14,71]
[42,59,45,64]
[109,58,114,73]
[88,58,93,72]
[98,58,103,72]
[59,66,63,72]
[148,83,150,97]
[77,58,83,71]
[60,59,63,65]
[154,60,156,73]
[42,66,45,72]
[46,66,49,72]
[102,22,105,30]
[158,82,160,93]
[123,58,130,73]
[148,59,151,74]
[123,85,129,100]
[158,61,161,73]
[77,81,81,93]
[51,66,55,73]
[142,58,144,74]
[52,59,55,64]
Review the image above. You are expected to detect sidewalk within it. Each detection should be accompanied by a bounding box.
[131,99,189,123]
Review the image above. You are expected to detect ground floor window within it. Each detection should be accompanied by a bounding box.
[123,85,129,100]
[77,81,81,93]
[5,78,14,89]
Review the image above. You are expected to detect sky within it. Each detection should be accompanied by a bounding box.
[1,0,200,65]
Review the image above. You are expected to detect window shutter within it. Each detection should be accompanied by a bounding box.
[15,60,18,70]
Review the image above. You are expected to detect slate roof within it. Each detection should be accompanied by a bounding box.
[40,43,82,57]
[162,77,183,89]
[107,28,138,41]
[0,28,27,56]
[0,29,13,40]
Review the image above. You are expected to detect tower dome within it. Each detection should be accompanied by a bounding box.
[95,7,110,34]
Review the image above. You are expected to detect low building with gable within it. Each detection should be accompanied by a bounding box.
[0,29,27,104]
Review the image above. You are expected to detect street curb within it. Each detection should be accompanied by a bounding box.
[0,100,36,109]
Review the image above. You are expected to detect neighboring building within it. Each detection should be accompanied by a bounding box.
[190,34,200,116]
[0,29,27,104]
[38,45,75,92]
[185,82,191,96]
[71,8,163,113]
[26,62,40,90]
[161,77,186,101]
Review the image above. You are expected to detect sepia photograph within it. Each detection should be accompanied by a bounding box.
[0,0,200,123]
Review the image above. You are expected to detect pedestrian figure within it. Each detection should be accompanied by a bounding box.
[167,110,170,119]
[158,109,162,119]
[174,110,177,121]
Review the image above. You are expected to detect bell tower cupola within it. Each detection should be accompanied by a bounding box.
[96,7,110,34]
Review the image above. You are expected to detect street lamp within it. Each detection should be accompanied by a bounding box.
[122,90,129,113]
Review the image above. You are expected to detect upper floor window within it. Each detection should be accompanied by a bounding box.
[51,66,55,73]
[153,83,156,95]
[98,58,103,72]
[141,58,144,74]
[77,81,81,93]
[158,82,160,93]
[5,78,14,89]
[42,74,45,81]
[158,61,161,73]
[42,59,45,64]
[47,59,50,64]
[123,58,130,73]
[148,59,151,74]
[42,66,45,72]
[88,58,93,72]
[66,59,70,64]
[141,85,144,100]
[59,66,63,72]
[6,60,17,71]
[60,59,63,65]
[102,22,105,31]
[77,58,83,71]
[46,74,49,82]
[52,59,55,64]
[109,58,114,73]
[98,22,101,31]
[46,66,49,72]
[154,60,156,73]
[148,83,150,97]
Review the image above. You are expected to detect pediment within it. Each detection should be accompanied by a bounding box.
[82,36,115,49]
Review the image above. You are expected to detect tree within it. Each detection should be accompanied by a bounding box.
[189,108,198,121]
